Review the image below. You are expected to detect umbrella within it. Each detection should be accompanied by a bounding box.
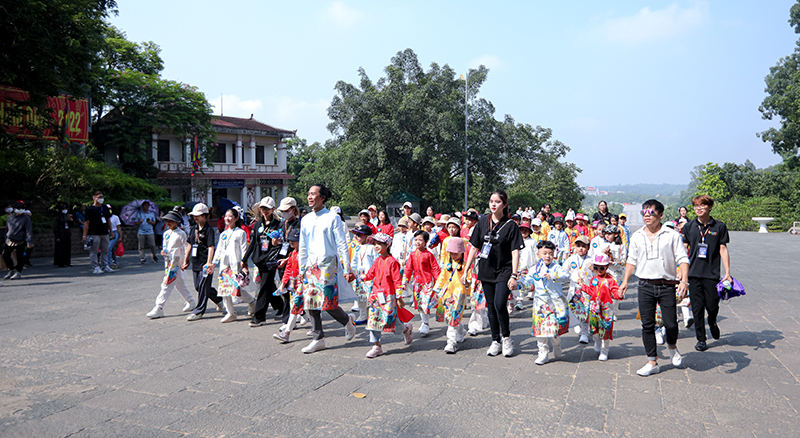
[120,199,160,226]
[219,198,241,214]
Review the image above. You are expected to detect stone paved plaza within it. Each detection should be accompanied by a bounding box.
[0,231,798,437]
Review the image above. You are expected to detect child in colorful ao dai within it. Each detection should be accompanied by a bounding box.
[433,237,470,353]
[272,228,301,343]
[521,240,569,366]
[580,253,621,361]
[402,230,441,337]
[146,212,195,319]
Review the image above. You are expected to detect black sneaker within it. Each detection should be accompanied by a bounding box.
[710,323,720,340]
[140,259,146,264]
[249,319,266,327]
[695,341,708,351]
[152,256,159,263]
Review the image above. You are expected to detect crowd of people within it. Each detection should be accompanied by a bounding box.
[128,185,732,377]
[1,187,732,376]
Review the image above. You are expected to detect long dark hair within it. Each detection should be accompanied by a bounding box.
[491,190,510,217]
[225,208,243,229]
[377,210,390,225]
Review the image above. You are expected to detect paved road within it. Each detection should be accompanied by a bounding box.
[0,231,798,437]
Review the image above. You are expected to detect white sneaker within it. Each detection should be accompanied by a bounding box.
[655,328,664,345]
[350,300,359,312]
[221,312,237,323]
[685,316,694,329]
[526,292,534,300]
[467,327,478,336]
[92,267,103,275]
[345,314,356,341]
[215,302,224,313]
[579,334,589,344]
[419,323,430,337]
[599,350,609,361]
[299,315,308,325]
[514,301,523,311]
[302,339,326,354]
[486,341,502,356]
[146,307,164,319]
[273,331,290,343]
[182,301,196,312]
[232,296,243,305]
[10,271,22,280]
[535,350,549,365]
[186,313,202,321]
[3,270,14,280]
[444,342,457,354]
[103,266,114,273]
[669,348,683,367]
[637,363,661,376]
[502,337,514,357]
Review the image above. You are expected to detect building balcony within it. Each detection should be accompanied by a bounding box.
[157,161,283,174]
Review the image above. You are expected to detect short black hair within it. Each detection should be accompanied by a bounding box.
[536,240,556,251]
[642,199,664,215]
[311,184,331,203]
[413,229,429,242]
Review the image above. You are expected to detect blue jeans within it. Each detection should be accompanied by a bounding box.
[107,231,119,265]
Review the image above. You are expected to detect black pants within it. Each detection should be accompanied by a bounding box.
[638,280,679,359]
[309,307,350,340]
[689,277,720,342]
[281,292,292,324]
[252,265,283,322]
[191,270,222,315]
[3,244,25,272]
[54,234,71,267]
[482,280,511,342]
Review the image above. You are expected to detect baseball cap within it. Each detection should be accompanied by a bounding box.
[277,197,297,212]
[575,236,590,245]
[368,204,377,211]
[373,233,392,245]
[163,211,182,223]
[519,223,532,231]
[287,228,301,242]
[619,213,627,219]
[258,197,276,209]
[189,203,209,216]
[592,253,610,266]
[359,209,370,217]
[351,224,373,235]
[464,211,479,221]
[532,218,542,226]
[403,201,413,209]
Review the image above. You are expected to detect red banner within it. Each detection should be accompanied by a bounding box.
[0,85,90,143]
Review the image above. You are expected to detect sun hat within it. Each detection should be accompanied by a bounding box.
[447,217,462,228]
[604,225,619,234]
[258,197,276,209]
[422,216,436,226]
[446,237,466,254]
[397,217,410,228]
[189,203,209,216]
[163,211,182,223]
[409,213,423,224]
[437,214,451,224]
[373,233,392,246]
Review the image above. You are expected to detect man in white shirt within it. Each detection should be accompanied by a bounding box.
[297,184,357,353]
[620,199,689,377]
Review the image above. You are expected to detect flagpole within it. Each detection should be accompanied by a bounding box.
[464,71,469,212]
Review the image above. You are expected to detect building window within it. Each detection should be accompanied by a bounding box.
[256,145,265,164]
[157,139,170,162]
[213,143,226,163]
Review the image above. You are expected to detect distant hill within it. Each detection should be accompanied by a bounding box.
[592,183,686,196]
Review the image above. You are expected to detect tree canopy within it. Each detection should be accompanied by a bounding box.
[289,49,583,214]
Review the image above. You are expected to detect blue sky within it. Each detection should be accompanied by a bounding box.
[111,1,797,186]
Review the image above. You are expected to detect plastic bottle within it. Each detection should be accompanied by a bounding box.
[202,264,209,278]
[722,280,731,290]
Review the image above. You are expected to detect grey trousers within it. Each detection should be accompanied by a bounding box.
[308,307,350,340]
[138,234,157,260]
[89,234,110,270]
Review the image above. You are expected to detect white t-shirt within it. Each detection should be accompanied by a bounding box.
[109,215,121,232]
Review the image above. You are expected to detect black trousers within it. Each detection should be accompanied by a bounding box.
[54,234,71,267]
[309,307,350,340]
[3,244,25,272]
[252,265,283,321]
[191,270,222,315]
[638,280,679,359]
[482,280,511,342]
[689,277,721,342]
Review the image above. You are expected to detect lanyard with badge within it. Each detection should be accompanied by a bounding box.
[696,223,711,259]
[98,205,107,224]
[374,257,389,304]
[479,216,511,259]
[192,226,202,258]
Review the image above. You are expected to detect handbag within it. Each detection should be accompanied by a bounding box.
[717,277,745,300]
[115,241,125,257]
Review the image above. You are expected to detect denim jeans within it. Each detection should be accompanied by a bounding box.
[107,231,119,265]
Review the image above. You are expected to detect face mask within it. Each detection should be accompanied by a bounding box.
[62,209,68,214]
[14,209,25,215]
[4,208,11,213]
[97,197,105,204]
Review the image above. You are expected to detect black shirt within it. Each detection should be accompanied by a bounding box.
[593,211,612,224]
[242,216,282,266]
[85,204,111,236]
[470,215,525,282]
[681,217,730,279]
[188,223,216,271]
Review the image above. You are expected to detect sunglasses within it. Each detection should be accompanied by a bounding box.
[593,265,608,271]
[641,209,657,216]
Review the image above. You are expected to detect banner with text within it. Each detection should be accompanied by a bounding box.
[0,86,90,142]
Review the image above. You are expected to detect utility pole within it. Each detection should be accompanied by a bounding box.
[464,71,469,212]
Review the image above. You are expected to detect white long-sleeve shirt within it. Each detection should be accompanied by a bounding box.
[519,236,538,272]
[627,226,689,280]
[350,242,378,277]
[162,227,187,260]
[212,227,248,272]
[298,207,351,275]
[391,230,411,266]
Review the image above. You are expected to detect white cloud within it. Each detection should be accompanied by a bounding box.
[326,1,363,26]
[593,2,708,44]
[209,94,263,117]
[469,55,502,71]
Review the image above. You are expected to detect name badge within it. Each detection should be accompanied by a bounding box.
[279,242,290,256]
[191,244,198,257]
[479,242,492,259]
[377,292,387,304]
[101,217,107,224]
[65,224,69,229]
[697,243,708,259]
[261,238,269,251]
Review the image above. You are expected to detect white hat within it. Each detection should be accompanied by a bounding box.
[565,210,576,221]
[521,211,533,219]
[189,203,209,216]
[422,216,435,226]
[277,197,296,212]
[532,218,542,226]
[368,204,377,211]
[359,209,370,216]
[259,197,276,209]
[331,206,342,215]
[403,201,413,209]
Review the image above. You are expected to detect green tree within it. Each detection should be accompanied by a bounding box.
[311,49,582,213]
[695,162,728,200]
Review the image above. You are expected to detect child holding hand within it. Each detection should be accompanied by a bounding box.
[272,228,302,343]
[581,254,621,361]
[403,230,441,337]
[146,211,196,319]
[433,237,470,353]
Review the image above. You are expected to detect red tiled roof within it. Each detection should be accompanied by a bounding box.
[212,116,295,136]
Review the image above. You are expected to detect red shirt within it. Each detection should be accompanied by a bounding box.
[361,221,379,235]
[377,223,394,237]
[281,251,299,284]
[404,249,441,285]
[365,254,402,294]
[580,274,620,304]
